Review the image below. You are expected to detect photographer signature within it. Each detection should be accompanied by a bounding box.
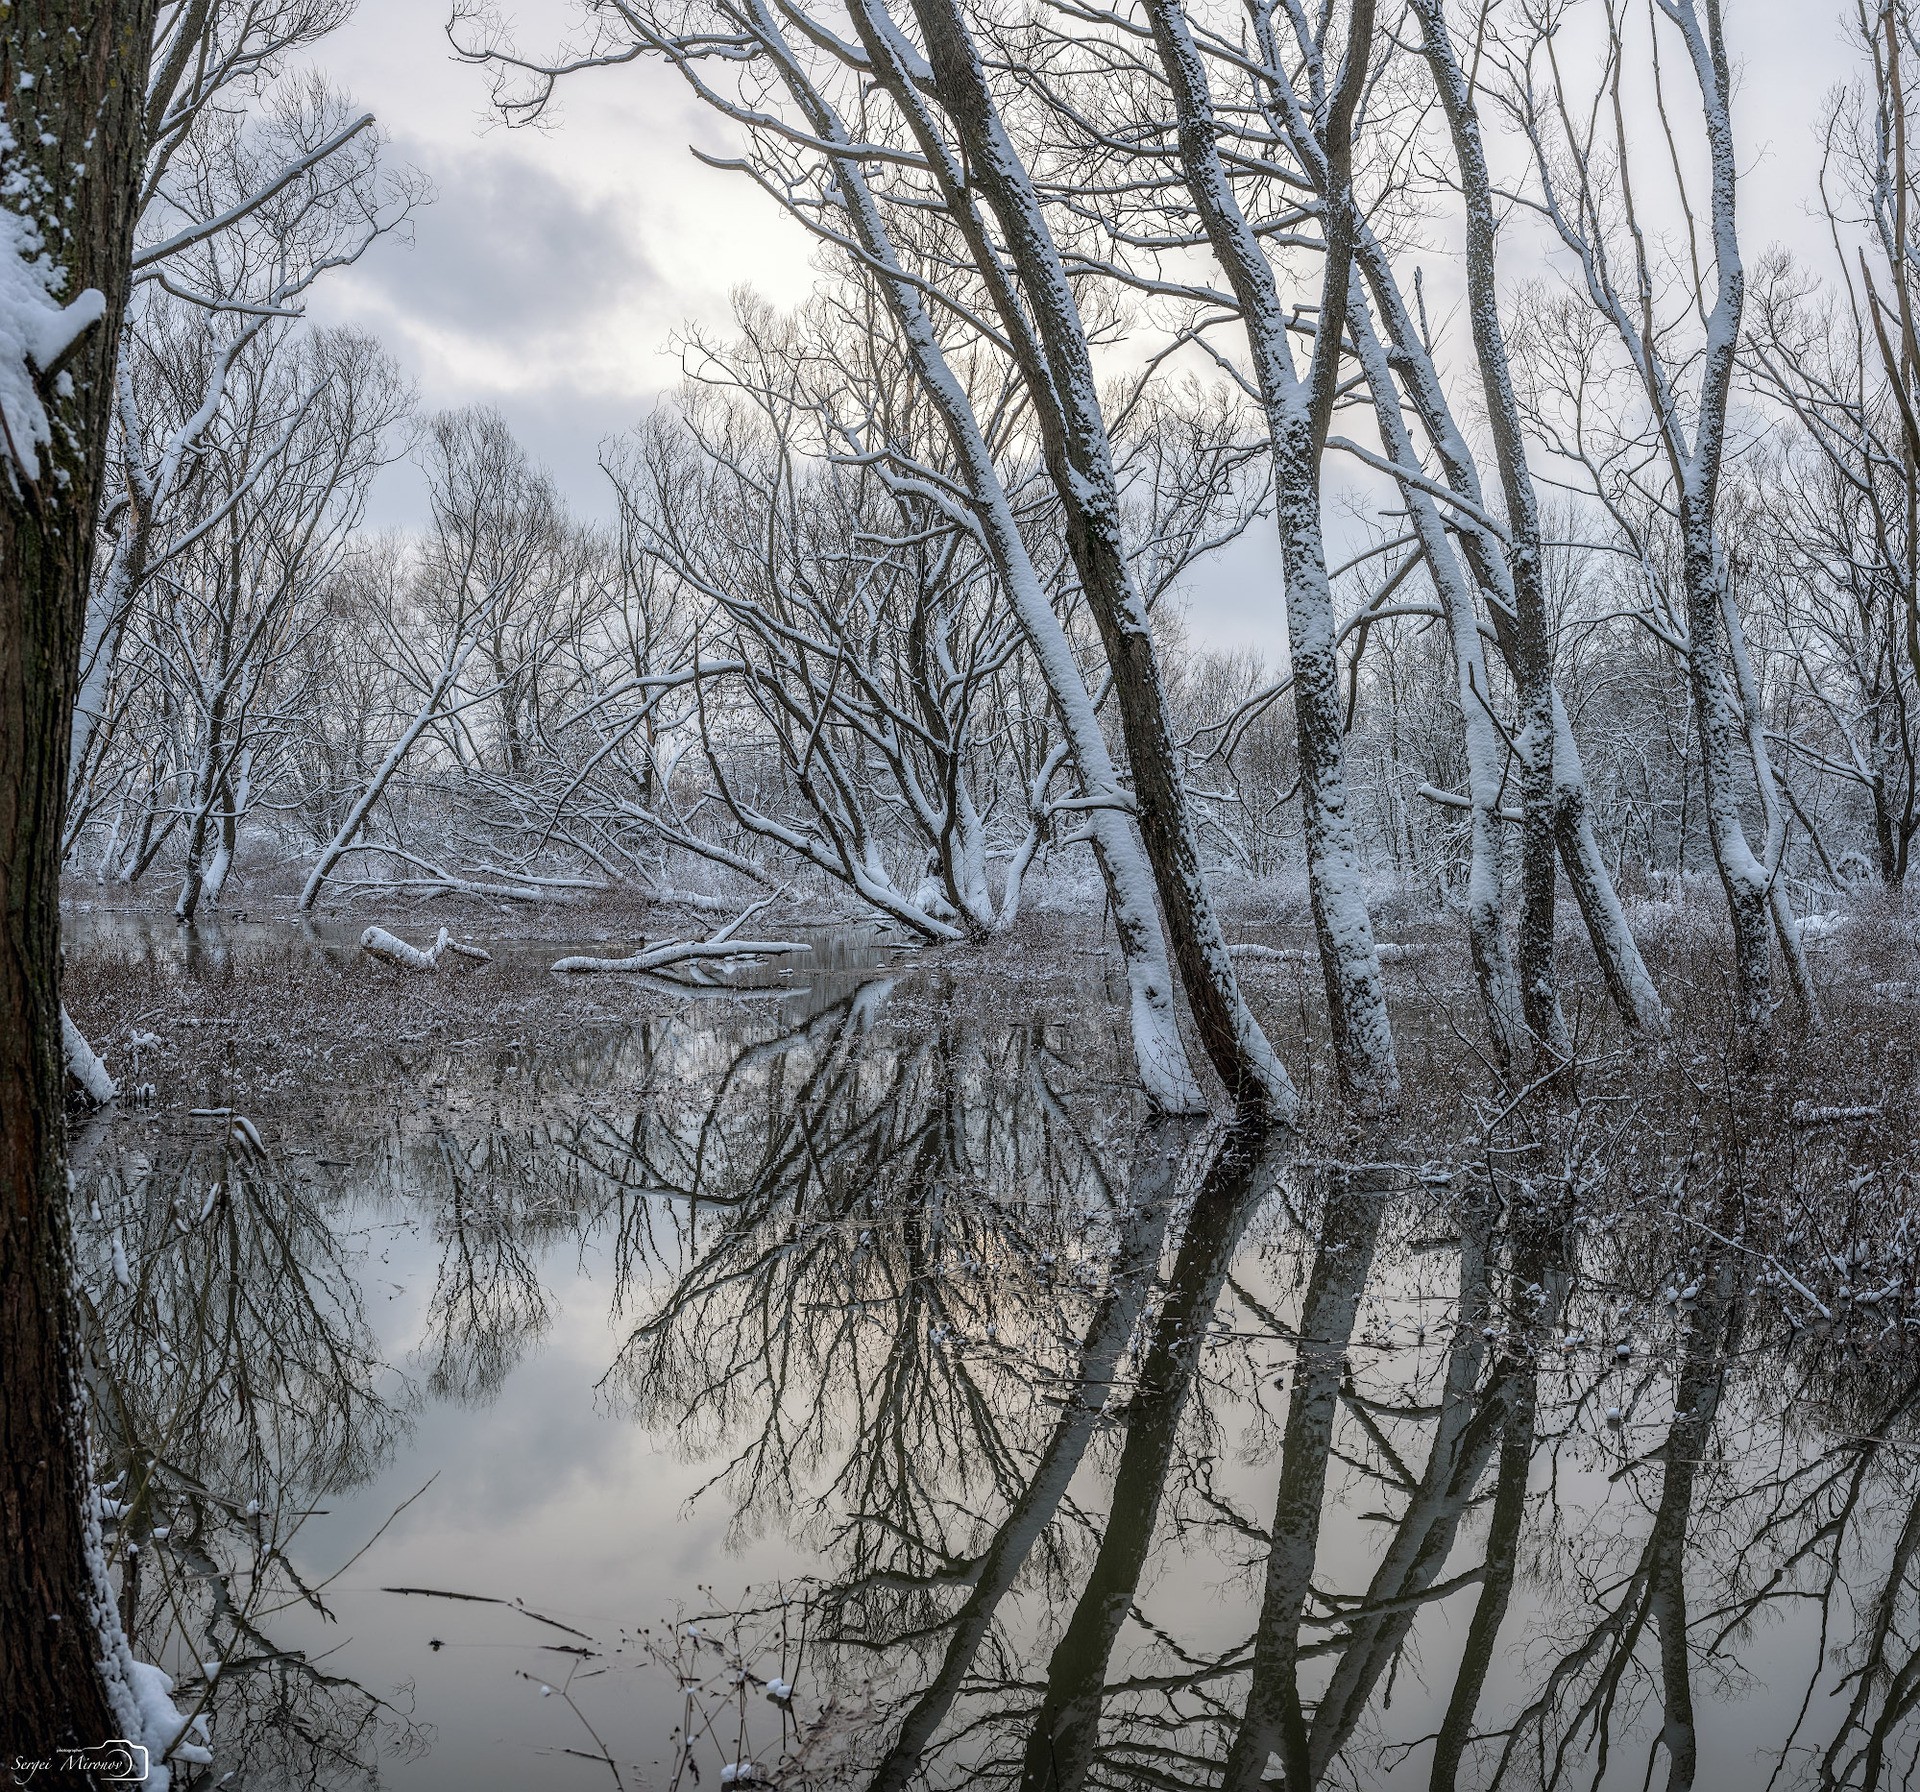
[9,1741,149,1785]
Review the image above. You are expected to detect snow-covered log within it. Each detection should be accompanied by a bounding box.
[360,926,491,971]
[550,938,803,977]
[551,892,801,981]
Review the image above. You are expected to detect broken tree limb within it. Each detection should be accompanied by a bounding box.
[549,938,805,977]
[360,926,492,971]
[551,891,801,981]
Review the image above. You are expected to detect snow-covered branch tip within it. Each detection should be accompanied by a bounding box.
[360,926,493,972]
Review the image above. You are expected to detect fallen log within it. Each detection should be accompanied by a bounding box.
[62,1008,118,1106]
[551,890,799,984]
[551,938,802,978]
[361,926,492,971]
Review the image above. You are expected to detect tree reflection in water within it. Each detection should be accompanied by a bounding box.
[75,980,1920,1788]
[71,1106,419,1788]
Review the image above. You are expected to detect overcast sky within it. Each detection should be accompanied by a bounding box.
[303,1,1866,656]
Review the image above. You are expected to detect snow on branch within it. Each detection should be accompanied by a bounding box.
[131,112,377,272]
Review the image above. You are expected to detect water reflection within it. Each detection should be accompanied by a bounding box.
[70,963,1920,1788]
[71,1107,418,1787]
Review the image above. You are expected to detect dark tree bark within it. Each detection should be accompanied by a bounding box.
[2,0,159,1760]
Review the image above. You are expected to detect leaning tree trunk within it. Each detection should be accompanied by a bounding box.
[896,0,1296,1118]
[802,15,1206,1111]
[1,0,161,1760]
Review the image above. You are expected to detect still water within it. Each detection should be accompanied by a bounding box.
[67,922,1920,1789]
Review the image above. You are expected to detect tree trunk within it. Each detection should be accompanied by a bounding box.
[766,0,1209,1113]
[898,0,1295,1118]
[1137,0,1399,1111]
[1409,0,1569,1068]
[1,0,161,1760]
[1680,521,1776,1023]
[1348,303,1523,1063]
[202,745,250,907]
[172,701,226,923]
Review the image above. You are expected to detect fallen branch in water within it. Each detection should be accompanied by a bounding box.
[551,891,801,984]
[551,938,805,980]
[360,926,492,972]
[380,1586,594,1641]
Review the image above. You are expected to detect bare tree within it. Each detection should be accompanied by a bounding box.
[454,0,1298,1119]
[163,328,406,921]
[299,412,551,910]
[1498,0,1815,1027]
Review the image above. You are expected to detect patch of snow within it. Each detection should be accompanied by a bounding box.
[0,179,105,482]
[125,1658,214,1781]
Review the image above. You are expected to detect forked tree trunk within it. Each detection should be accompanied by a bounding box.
[201,745,251,908]
[1352,208,1666,1035]
[1,0,162,1760]
[1680,523,1777,1021]
[1138,0,1400,1110]
[173,696,228,922]
[1409,0,1570,1067]
[1348,304,1523,1063]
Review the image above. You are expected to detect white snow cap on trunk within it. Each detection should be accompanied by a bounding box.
[0,161,106,481]
[62,1007,118,1105]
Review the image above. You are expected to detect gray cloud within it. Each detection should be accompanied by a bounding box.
[335,131,661,352]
